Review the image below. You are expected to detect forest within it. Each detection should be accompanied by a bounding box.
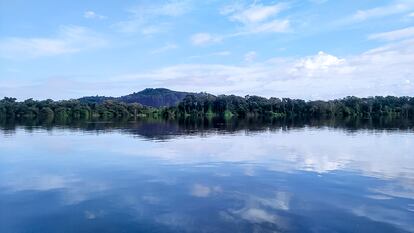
[1,92,413,123]
[0,97,154,122]
[172,94,414,118]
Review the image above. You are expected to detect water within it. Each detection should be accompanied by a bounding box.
[1,119,414,233]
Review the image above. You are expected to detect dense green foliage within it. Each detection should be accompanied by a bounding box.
[79,88,196,107]
[170,95,414,119]
[1,93,413,123]
[0,97,160,122]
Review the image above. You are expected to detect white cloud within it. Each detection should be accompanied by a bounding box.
[84,11,106,19]
[409,12,414,17]
[188,51,231,60]
[221,2,290,34]
[190,33,221,46]
[126,1,191,18]
[111,38,414,100]
[2,37,413,100]
[219,2,244,15]
[244,51,257,62]
[115,20,171,35]
[0,25,107,59]
[114,1,191,34]
[187,2,290,46]
[350,1,414,22]
[150,43,178,54]
[228,3,287,24]
[156,1,192,16]
[369,26,414,41]
[0,38,75,58]
[246,19,290,33]
[292,51,346,76]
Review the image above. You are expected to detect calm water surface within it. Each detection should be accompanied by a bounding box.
[1,120,414,233]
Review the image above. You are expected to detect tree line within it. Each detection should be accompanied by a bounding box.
[169,94,414,119]
[1,95,413,123]
[0,97,159,122]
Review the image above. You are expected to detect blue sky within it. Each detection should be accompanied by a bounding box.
[0,0,413,100]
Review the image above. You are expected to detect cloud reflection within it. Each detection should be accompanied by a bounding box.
[0,126,413,232]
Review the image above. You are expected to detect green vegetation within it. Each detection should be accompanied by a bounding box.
[1,93,413,123]
[171,94,414,119]
[0,97,162,123]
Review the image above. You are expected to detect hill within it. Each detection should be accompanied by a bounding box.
[79,88,197,107]
[119,88,195,107]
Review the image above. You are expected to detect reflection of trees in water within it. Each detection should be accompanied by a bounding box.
[1,116,413,140]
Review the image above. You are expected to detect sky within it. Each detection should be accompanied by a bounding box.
[0,0,413,100]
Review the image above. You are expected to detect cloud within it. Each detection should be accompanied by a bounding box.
[114,1,191,34]
[112,38,414,100]
[3,37,413,100]
[188,51,231,59]
[244,51,257,62]
[221,2,290,34]
[156,1,192,16]
[227,3,287,24]
[368,26,414,41]
[115,20,171,35]
[190,33,221,46]
[84,11,106,19]
[349,1,414,22]
[190,3,290,46]
[150,43,178,54]
[0,25,107,59]
[292,51,346,75]
[246,19,290,34]
[127,1,192,18]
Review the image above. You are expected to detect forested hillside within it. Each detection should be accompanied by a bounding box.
[79,88,196,107]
